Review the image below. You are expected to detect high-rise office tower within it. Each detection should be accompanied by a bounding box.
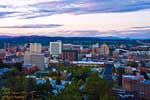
[100,44,110,56]
[91,43,100,58]
[24,43,44,70]
[49,41,62,57]
[24,52,45,70]
[29,43,42,53]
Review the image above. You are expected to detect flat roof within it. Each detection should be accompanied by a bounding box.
[141,80,150,84]
[0,68,11,73]
[122,75,143,80]
[123,75,136,79]
[71,61,104,64]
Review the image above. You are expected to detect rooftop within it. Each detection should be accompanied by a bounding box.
[0,68,11,75]
[122,74,144,81]
[141,80,150,85]
[71,61,104,65]
[0,68,11,73]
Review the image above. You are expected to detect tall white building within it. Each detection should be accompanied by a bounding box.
[24,52,45,70]
[49,41,62,57]
[24,43,44,70]
[29,43,42,53]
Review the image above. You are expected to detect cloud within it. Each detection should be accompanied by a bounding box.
[23,0,150,18]
[61,29,149,38]
[60,30,102,37]
[0,0,149,38]
[120,29,150,39]
[30,29,150,38]
[0,11,16,18]
[46,30,116,37]
[1,0,150,19]
[131,26,150,29]
[106,28,150,39]
[62,28,150,39]
[0,27,150,38]
[0,5,8,8]
[0,24,62,28]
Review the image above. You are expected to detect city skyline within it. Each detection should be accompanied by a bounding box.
[0,0,150,38]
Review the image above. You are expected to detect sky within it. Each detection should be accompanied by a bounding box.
[0,0,150,38]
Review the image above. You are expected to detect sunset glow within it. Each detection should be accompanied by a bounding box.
[0,0,150,38]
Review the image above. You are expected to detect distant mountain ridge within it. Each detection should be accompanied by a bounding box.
[0,35,149,40]
[0,35,146,48]
[0,35,129,40]
[0,35,14,39]
[98,36,127,40]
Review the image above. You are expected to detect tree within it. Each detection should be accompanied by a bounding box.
[116,67,125,86]
[100,95,118,100]
[140,61,145,67]
[35,79,53,100]
[84,72,112,100]
[48,72,57,78]
[83,72,116,100]
[54,81,82,100]
[0,87,11,100]
[25,78,37,94]
[42,79,53,96]
[127,61,138,67]
[112,67,116,74]
[0,59,5,68]
[2,71,26,100]
[13,63,23,72]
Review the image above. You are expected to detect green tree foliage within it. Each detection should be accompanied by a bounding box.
[1,70,26,100]
[1,65,118,100]
[52,80,82,100]
[116,67,125,75]
[112,67,116,74]
[100,95,118,100]
[127,61,138,67]
[35,79,53,100]
[48,72,58,77]
[25,78,37,94]
[84,72,116,100]
[116,67,125,86]
[140,61,145,67]
[0,59,10,68]
[56,76,62,85]
[0,87,11,100]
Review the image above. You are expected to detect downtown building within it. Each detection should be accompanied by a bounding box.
[62,50,78,61]
[24,43,45,70]
[100,44,110,57]
[63,44,73,50]
[49,41,62,57]
[122,74,150,99]
[91,43,100,58]
[29,43,42,53]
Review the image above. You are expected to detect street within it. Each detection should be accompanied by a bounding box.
[103,64,113,80]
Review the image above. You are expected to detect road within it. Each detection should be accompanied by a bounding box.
[0,77,2,91]
[103,64,113,80]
